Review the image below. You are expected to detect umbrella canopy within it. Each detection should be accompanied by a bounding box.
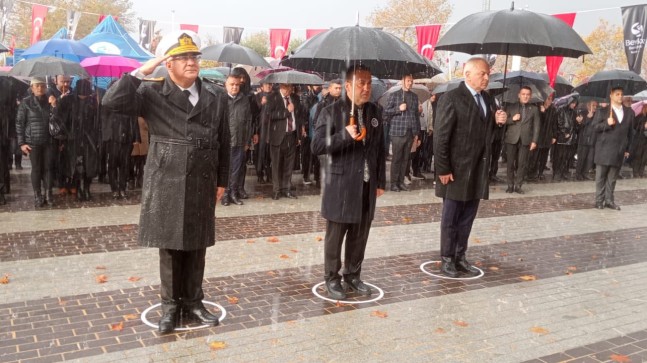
[631,100,647,116]
[574,70,647,100]
[378,84,431,107]
[80,55,141,77]
[371,77,388,103]
[490,71,554,100]
[9,56,89,78]
[260,70,323,85]
[282,25,440,79]
[538,73,573,97]
[632,90,647,101]
[201,42,271,68]
[435,5,591,58]
[21,39,96,62]
[0,42,8,53]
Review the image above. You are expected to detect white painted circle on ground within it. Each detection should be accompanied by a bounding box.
[311,281,384,304]
[140,300,227,331]
[420,261,484,280]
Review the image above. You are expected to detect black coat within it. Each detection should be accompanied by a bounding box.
[537,105,557,148]
[555,106,577,145]
[102,74,230,251]
[227,93,253,147]
[433,82,496,201]
[15,95,54,147]
[594,105,634,167]
[311,98,386,224]
[265,91,305,146]
[577,114,597,146]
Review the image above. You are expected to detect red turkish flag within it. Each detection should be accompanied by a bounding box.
[545,13,576,88]
[99,15,119,24]
[180,24,199,33]
[416,25,442,60]
[9,36,16,55]
[306,29,327,40]
[269,28,291,59]
[31,5,48,45]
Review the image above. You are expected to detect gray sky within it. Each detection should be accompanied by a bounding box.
[131,0,644,42]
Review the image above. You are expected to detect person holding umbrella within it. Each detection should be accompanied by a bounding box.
[433,57,507,278]
[593,86,635,210]
[311,65,386,300]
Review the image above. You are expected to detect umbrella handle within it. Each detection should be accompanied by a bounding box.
[349,114,366,141]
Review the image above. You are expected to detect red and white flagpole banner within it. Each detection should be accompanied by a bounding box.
[545,13,576,88]
[269,28,291,59]
[180,24,199,33]
[30,4,48,45]
[306,29,327,40]
[415,24,442,60]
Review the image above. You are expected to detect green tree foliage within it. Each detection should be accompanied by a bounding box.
[240,31,269,58]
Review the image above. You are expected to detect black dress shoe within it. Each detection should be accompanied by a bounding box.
[221,195,231,206]
[505,186,514,193]
[325,280,346,300]
[272,192,280,200]
[514,186,525,194]
[158,303,179,334]
[119,190,128,199]
[398,183,409,191]
[283,192,297,199]
[456,256,480,276]
[595,202,604,209]
[345,278,372,296]
[440,257,459,278]
[112,192,120,199]
[605,202,621,211]
[390,185,400,192]
[184,304,220,326]
[230,195,244,205]
[0,193,6,205]
[238,190,249,199]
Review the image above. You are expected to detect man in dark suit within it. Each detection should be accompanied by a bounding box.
[266,83,303,200]
[503,86,540,194]
[102,31,230,334]
[593,86,634,210]
[311,65,386,300]
[434,57,507,278]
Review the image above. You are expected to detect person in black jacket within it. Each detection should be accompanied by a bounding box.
[630,115,647,178]
[311,65,386,300]
[16,77,56,207]
[575,100,598,180]
[553,95,582,181]
[310,79,343,187]
[528,94,557,181]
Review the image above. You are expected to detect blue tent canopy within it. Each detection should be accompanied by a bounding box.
[52,27,68,39]
[80,16,153,62]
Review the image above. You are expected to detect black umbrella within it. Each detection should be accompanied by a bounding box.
[282,25,441,79]
[260,70,323,85]
[201,42,271,68]
[538,73,573,98]
[0,42,8,53]
[435,3,591,58]
[370,77,388,103]
[490,71,553,100]
[9,56,89,78]
[574,70,647,101]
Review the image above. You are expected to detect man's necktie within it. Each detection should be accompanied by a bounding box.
[285,96,293,132]
[183,90,194,108]
[475,93,485,119]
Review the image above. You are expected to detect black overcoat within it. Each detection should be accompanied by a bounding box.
[433,82,496,201]
[593,105,634,168]
[102,74,230,250]
[311,97,386,224]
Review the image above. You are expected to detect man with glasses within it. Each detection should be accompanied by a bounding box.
[102,31,230,334]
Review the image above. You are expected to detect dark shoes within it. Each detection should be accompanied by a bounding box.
[605,202,621,211]
[412,173,426,180]
[345,278,372,296]
[184,304,220,326]
[112,192,120,199]
[237,190,249,199]
[230,194,244,205]
[505,186,514,193]
[158,303,180,334]
[325,280,346,300]
[514,186,525,194]
[0,193,6,205]
[390,184,400,192]
[440,257,460,278]
[282,192,297,199]
[398,183,409,191]
[456,256,481,276]
[272,192,280,200]
[595,202,604,209]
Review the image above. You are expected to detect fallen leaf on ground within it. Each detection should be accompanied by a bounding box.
[567,266,577,272]
[383,220,393,224]
[554,253,562,258]
[267,237,280,243]
[315,236,323,241]
[128,276,142,282]
[227,296,239,304]
[266,271,276,276]
[473,238,481,243]
[208,341,226,351]
[96,275,108,283]
[488,266,500,271]
[530,326,549,334]
[591,255,598,260]
[279,254,290,259]
[123,314,139,320]
[121,225,135,231]
[95,265,106,270]
[246,239,255,244]
[474,260,483,267]
[519,275,536,281]
[0,274,9,284]
[371,310,388,318]
[434,327,446,334]
[610,354,632,363]
[335,301,348,307]
[402,217,412,223]
[500,252,508,257]
[110,322,124,331]
[635,235,641,239]
[453,320,469,327]
[290,249,299,253]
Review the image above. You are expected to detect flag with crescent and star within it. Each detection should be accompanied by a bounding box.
[30,4,48,45]
[270,28,290,59]
[415,24,442,60]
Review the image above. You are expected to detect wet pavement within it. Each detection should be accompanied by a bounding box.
[1,163,646,363]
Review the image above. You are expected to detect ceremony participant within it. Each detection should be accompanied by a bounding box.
[593,86,634,210]
[102,31,230,334]
[311,65,386,300]
[528,94,557,181]
[16,77,56,207]
[553,95,581,181]
[433,57,507,278]
[255,81,273,184]
[384,74,419,191]
[49,75,73,193]
[631,116,647,178]
[503,86,539,194]
[575,100,598,180]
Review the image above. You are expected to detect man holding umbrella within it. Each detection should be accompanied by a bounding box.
[311,65,386,300]
[434,57,507,278]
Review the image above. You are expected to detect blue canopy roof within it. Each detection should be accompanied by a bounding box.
[52,27,68,39]
[80,16,153,62]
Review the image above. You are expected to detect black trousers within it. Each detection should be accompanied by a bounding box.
[159,248,206,306]
[0,143,7,194]
[595,165,619,205]
[324,182,372,283]
[301,136,312,180]
[29,143,54,194]
[505,141,529,187]
[489,139,503,179]
[390,133,413,185]
[576,144,594,177]
[107,142,133,192]
[270,132,297,194]
[552,144,572,178]
[528,147,549,179]
[440,198,480,258]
